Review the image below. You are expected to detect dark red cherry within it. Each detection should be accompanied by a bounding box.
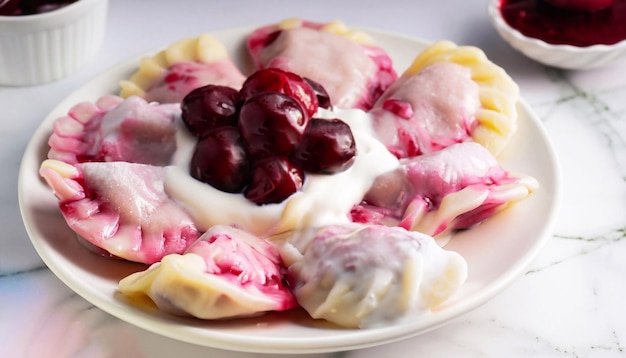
[240,68,319,119]
[293,118,357,174]
[238,92,308,158]
[190,127,250,193]
[181,85,240,137]
[304,77,332,110]
[244,156,304,205]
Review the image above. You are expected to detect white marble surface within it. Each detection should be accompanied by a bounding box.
[2,0,626,357]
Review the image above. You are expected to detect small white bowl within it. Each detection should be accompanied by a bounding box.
[488,0,626,70]
[0,0,108,86]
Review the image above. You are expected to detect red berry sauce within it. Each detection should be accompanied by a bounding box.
[0,0,78,16]
[499,0,626,46]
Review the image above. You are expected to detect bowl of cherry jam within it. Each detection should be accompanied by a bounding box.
[0,0,108,86]
[489,0,626,69]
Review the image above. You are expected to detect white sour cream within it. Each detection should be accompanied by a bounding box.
[164,108,399,237]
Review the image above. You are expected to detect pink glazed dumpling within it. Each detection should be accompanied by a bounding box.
[119,225,298,319]
[247,18,397,110]
[281,223,467,328]
[119,34,246,104]
[353,142,538,237]
[371,41,520,158]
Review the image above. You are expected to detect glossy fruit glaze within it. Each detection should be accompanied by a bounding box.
[0,0,77,16]
[499,0,626,46]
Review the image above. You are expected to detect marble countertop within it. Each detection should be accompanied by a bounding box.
[2,0,625,357]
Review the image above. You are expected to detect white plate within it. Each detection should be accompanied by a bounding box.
[18,25,562,354]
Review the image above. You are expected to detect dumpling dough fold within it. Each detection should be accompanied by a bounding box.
[281,223,467,328]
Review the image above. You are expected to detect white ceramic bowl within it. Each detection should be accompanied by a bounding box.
[488,0,626,70]
[0,0,108,86]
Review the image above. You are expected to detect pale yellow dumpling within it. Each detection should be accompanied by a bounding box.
[247,18,397,110]
[276,17,376,45]
[405,40,520,156]
[119,34,245,104]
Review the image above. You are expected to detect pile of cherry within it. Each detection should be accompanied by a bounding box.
[181,68,357,205]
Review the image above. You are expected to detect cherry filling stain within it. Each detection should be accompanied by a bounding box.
[499,0,626,46]
[0,0,78,16]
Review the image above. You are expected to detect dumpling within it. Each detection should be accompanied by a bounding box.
[370,40,520,157]
[281,223,467,328]
[370,61,481,158]
[118,225,298,319]
[47,95,180,166]
[39,159,201,264]
[353,142,538,237]
[119,33,246,104]
[247,18,397,110]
